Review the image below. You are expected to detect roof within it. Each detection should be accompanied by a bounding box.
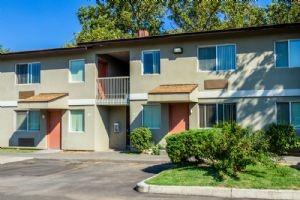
[1,23,300,59]
[149,84,198,94]
[19,93,68,103]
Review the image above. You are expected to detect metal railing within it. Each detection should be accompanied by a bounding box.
[96,76,130,105]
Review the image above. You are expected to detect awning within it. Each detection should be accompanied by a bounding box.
[18,93,68,109]
[148,84,198,103]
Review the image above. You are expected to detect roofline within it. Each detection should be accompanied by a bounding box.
[79,23,300,46]
[1,23,300,58]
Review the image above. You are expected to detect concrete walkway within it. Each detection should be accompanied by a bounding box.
[0,155,33,164]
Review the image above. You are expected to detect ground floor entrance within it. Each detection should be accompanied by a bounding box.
[169,103,190,133]
[47,110,62,149]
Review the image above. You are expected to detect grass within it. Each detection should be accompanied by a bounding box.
[0,147,39,153]
[146,164,300,189]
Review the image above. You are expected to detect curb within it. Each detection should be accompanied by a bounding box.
[136,177,300,200]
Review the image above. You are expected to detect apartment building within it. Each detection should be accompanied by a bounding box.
[0,23,299,151]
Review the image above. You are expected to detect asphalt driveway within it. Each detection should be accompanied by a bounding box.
[0,158,234,200]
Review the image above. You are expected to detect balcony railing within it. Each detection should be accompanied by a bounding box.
[96,76,130,105]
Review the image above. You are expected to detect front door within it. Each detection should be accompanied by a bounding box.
[169,103,189,133]
[47,110,61,149]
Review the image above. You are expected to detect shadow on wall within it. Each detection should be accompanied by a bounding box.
[9,131,44,147]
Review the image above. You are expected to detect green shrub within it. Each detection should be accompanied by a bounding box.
[151,144,161,155]
[265,123,297,155]
[130,127,152,153]
[166,123,271,177]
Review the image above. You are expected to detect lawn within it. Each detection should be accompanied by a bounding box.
[146,164,300,189]
[0,147,39,153]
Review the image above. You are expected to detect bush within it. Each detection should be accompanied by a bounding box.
[130,127,152,153]
[166,123,271,177]
[151,144,161,155]
[265,123,297,155]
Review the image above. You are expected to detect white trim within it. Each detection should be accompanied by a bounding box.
[197,89,300,99]
[0,101,18,107]
[68,99,96,106]
[69,59,86,83]
[130,93,148,100]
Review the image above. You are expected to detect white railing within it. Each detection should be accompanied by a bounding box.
[96,76,130,105]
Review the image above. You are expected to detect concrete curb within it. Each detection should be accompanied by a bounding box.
[136,176,300,200]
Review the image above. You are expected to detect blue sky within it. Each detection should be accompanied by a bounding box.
[0,0,271,52]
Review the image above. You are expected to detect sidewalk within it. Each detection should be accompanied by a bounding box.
[0,150,170,163]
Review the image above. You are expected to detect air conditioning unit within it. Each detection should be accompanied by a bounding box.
[113,122,120,133]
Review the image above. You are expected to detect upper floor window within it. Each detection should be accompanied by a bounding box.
[198,44,236,71]
[16,111,40,131]
[142,50,160,74]
[275,39,300,68]
[199,103,236,128]
[69,59,85,82]
[142,104,161,129]
[16,63,41,84]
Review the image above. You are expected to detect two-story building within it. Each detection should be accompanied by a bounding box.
[0,23,299,151]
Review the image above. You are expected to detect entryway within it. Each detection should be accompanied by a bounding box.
[169,103,189,133]
[47,110,62,149]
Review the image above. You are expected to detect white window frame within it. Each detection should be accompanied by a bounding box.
[199,103,237,128]
[197,44,237,72]
[274,39,300,68]
[141,104,161,129]
[141,49,161,75]
[69,109,85,133]
[15,62,41,85]
[69,59,85,83]
[276,101,300,129]
[15,110,41,132]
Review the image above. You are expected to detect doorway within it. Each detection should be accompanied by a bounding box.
[47,110,62,149]
[169,103,189,133]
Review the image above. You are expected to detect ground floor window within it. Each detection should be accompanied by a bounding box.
[199,103,236,128]
[16,111,40,131]
[70,110,85,132]
[142,104,161,129]
[277,102,300,128]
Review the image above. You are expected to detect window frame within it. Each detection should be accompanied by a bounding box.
[15,62,41,85]
[141,49,161,75]
[199,103,237,128]
[276,101,300,128]
[142,104,161,129]
[15,110,41,132]
[69,59,86,83]
[69,109,85,133]
[274,39,300,68]
[197,43,237,72]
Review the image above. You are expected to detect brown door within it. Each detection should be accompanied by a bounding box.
[169,103,189,133]
[47,110,62,149]
[98,59,108,99]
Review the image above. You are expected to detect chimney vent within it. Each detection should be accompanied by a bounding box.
[137,30,149,38]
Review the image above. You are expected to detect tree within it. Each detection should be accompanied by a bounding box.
[0,45,9,54]
[168,0,266,32]
[76,0,167,43]
[266,0,300,24]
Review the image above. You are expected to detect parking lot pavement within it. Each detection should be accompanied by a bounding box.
[0,159,229,200]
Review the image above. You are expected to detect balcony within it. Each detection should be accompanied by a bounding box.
[96,76,130,105]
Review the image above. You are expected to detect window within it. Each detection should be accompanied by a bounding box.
[198,44,236,71]
[70,110,85,132]
[142,105,161,129]
[199,103,236,128]
[275,39,300,68]
[16,63,41,84]
[276,102,300,128]
[16,111,40,131]
[70,59,85,82]
[142,50,160,74]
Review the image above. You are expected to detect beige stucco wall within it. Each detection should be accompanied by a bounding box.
[129,32,300,94]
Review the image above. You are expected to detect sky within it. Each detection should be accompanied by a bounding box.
[0,0,271,52]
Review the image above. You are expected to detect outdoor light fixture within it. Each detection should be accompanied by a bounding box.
[173,47,183,54]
